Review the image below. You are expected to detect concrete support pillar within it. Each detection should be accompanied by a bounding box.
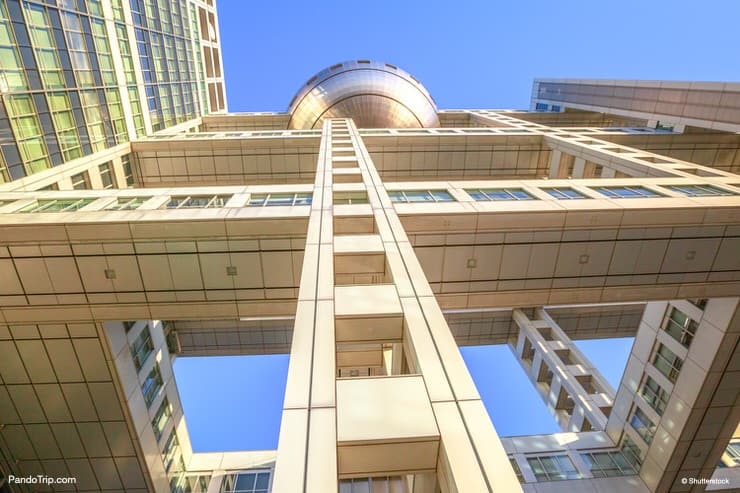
[548,149,562,178]
[275,118,522,492]
[511,308,615,432]
[572,157,586,178]
[272,119,338,493]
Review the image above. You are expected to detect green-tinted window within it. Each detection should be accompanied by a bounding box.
[106,197,149,210]
[0,3,28,91]
[47,93,83,161]
[5,95,50,173]
[80,91,107,152]
[60,11,95,87]
[106,89,128,143]
[23,2,64,89]
[21,198,94,213]
[90,19,117,87]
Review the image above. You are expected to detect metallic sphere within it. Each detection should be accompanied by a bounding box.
[287,60,440,129]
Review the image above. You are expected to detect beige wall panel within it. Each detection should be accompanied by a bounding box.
[432,401,490,492]
[305,407,337,493]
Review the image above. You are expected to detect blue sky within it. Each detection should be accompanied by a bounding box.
[175,0,739,451]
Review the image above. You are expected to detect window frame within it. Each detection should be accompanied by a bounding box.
[630,406,656,444]
[581,450,638,478]
[387,189,455,203]
[652,342,683,383]
[661,307,697,348]
[166,194,229,209]
[594,186,663,199]
[526,454,581,482]
[130,324,154,372]
[640,375,669,416]
[667,184,735,197]
[542,187,586,200]
[465,188,536,201]
[246,192,313,207]
[141,364,163,408]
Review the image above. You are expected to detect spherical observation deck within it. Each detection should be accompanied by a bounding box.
[287,60,440,129]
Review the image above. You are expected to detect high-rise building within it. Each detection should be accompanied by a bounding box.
[0,4,739,493]
[0,0,225,189]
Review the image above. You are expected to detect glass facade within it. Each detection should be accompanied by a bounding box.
[0,0,214,182]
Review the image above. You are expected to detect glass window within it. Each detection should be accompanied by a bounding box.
[247,193,312,207]
[220,471,271,493]
[162,429,182,472]
[171,474,211,493]
[152,397,172,441]
[141,364,163,407]
[725,441,740,467]
[99,162,115,189]
[621,436,643,468]
[543,187,586,200]
[526,455,581,481]
[21,198,95,213]
[662,307,697,348]
[652,342,683,383]
[666,184,736,197]
[466,188,535,201]
[333,191,368,205]
[71,171,90,190]
[640,375,669,416]
[387,190,455,203]
[535,102,549,111]
[130,324,154,371]
[581,451,637,477]
[106,197,149,211]
[509,457,524,483]
[595,186,663,198]
[630,406,656,444]
[121,154,135,187]
[166,195,228,209]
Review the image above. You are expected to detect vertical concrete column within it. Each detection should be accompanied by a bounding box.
[511,308,615,432]
[272,120,337,493]
[345,120,521,492]
[572,157,586,178]
[548,149,562,178]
